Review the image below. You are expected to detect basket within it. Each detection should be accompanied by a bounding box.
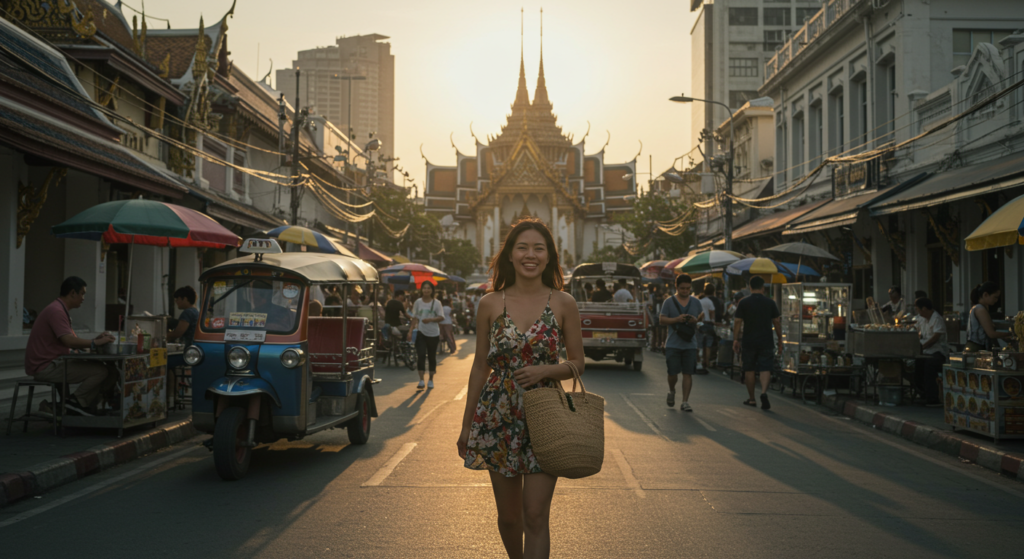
[523,362,604,479]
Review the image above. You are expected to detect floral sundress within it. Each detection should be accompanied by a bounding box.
[464,290,562,477]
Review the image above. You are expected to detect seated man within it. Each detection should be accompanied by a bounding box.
[590,279,613,303]
[26,276,116,415]
[250,282,296,332]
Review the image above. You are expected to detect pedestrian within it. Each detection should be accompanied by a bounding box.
[613,279,634,302]
[660,273,703,412]
[26,276,116,415]
[591,278,613,302]
[733,276,781,410]
[966,281,1012,351]
[647,284,663,351]
[440,296,456,354]
[386,290,410,329]
[458,218,584,559]
[913,297,947,405]
[881,286,905,317]
[583,282,594,302]
[409,281,443,388]
[698,284,717,371]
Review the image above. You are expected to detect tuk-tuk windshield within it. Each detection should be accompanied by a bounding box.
[201,277,304,335]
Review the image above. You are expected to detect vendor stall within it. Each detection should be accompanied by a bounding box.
[780,283,854,402]
[942,352,1024,442]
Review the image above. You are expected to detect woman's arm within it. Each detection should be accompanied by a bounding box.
[458,294,499,458]
[976,305,1012,339]
[168,320,189,341]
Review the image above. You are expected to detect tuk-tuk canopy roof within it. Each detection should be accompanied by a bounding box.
[200,252,380,284]
[571,262,642,279]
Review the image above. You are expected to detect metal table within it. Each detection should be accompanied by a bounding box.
[59,352,175,437]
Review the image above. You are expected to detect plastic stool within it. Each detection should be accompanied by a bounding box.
[6,377,59,435]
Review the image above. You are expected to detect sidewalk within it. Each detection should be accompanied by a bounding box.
[1,408,198,508]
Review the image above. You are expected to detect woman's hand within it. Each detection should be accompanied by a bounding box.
[513,365,548,388]
[457,426,469,459]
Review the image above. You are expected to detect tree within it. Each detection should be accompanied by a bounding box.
[614,191,695,260]
[369,186,442,258]
[440,239,482,278]
[585,244,630,264]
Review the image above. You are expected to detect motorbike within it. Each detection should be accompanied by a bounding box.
[185,238,380,480]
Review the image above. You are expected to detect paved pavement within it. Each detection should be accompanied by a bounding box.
[2,338,1022,558]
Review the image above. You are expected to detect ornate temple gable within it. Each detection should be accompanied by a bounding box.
[4,0,97,42]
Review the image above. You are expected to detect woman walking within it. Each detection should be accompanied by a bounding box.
[409,281,443,389]
[440,297,457,353]
[458,218,584,559]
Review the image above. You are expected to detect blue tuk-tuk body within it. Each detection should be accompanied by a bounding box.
[185,240,380,480]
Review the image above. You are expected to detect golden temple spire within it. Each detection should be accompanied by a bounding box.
[513,7,530,109]
[533,7,550,107]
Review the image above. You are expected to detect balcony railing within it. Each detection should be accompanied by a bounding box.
[764,0,864,83]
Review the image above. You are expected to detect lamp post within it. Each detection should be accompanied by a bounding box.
[363,136,382,248]
[670,94,735,252]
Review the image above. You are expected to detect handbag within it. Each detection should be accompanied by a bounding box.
[669,296,697,342]
[523,361,605,479]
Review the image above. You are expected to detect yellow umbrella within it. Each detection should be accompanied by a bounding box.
[965,193,1024,251]
[392,253,411,264]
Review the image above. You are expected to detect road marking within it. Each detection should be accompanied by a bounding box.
[362,442,417,487]
[414,401,447,425]
[610,449,645,498]
[692,415,718,432]
[629,393,655,396]
[620,394,669,441]
[0,442,202,529]
[454,385,468,400]
[717,408,739,417]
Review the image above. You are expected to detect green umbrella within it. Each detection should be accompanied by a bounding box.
[676,250,744,274]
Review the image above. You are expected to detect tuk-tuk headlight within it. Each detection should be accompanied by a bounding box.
[183,346,204,366]
[281,348,305,369]
[228,346,251,370]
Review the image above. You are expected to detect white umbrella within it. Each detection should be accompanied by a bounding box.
[763,242,838,281]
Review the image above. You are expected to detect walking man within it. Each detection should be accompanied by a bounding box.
[732,276,781,410]
[660,274,704,412]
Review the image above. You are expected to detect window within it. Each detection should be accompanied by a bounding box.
[764,30,787,51]
[953,29,1016,67]
[886,65,897,139]
[858,80,869,147]
[764,8,791,26]
[232,152,246,197]
[796,8,820,23]
[729,58,759,77]
[729,90,759,108]
[776,120,788,183]
[809,104,823,167]
[792,114,805,179]
[829,92,844,155]
[729,8,758,26]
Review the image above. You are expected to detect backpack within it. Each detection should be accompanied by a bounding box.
[669,296,697,342]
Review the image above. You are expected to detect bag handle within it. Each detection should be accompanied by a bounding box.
[563,360,589,403]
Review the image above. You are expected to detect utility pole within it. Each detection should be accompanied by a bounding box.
[724,132,734,252]
[290,69,304,226]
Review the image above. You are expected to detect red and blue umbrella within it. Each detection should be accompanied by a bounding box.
[52,199,240,248]
[266,225,342,254]
[380,263,449,288]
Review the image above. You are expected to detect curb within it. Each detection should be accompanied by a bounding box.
[826,396,1024,482]
[0,419,198,508]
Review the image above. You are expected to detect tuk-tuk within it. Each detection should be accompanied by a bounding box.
[569,262,648,371]
[185,239,380,480]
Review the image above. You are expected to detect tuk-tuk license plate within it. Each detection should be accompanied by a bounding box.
[593,332,617,339]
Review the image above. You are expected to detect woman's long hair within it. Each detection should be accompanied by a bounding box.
[970,281,999,306]
[489,217,564,292]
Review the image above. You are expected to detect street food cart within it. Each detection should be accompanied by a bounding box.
[779,283,854,402]
[942,352,1024,442]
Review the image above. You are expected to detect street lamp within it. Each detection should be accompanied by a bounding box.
[670,94,735,252]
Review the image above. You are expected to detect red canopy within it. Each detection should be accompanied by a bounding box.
[357,242,394,264]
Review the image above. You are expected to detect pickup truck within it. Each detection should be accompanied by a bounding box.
[568,262,647,371]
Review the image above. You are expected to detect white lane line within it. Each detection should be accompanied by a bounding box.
[362,442,417,487]
[0,443,202,529]
[454,385,468,401]
[717,408,739,417]
[620,394,670,441]
[414,401,447,425]
[610,449,645,499]
[692,415,718,432]
[630,393,655,396]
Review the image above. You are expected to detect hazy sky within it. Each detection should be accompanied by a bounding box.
[143,0,693,192]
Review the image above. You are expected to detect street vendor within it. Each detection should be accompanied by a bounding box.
[167,286,199,346]
[25,276,116,415]
[880,286,905,317]
[913,297,947,406]
[967,281,1013,351]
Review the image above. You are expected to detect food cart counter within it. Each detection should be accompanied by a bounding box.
[942,352,1024,442]
[779,283,855,400]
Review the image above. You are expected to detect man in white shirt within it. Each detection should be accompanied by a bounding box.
[914,297,947,406]
[697,287,717,371]
[613,280,634,303]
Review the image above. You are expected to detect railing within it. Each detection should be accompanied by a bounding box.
[764,0,864,83]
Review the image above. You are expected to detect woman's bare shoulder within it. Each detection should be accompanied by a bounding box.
[550,290,579,310]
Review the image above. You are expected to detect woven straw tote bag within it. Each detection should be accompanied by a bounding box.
[523,362,605,479]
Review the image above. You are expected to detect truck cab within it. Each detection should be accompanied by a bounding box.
[569,262,647,371]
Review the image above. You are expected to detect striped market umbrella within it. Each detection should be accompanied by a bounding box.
[659,258,687,281]
[639,260,669,279]
[380,263,449,288]
[964,192,1024,251]
[266,225,342,254]
[726,257,794,278]
[676,250,744,274]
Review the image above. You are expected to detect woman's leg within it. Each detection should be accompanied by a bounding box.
[446,324,457,352]
[425,335,439,380]
[522,472,558,559]
[488,471,524,559]
[415,333,427,381]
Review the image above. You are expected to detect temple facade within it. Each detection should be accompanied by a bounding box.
[422,34,637,268]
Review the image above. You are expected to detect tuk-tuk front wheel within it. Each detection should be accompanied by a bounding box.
[347,392,371,445]
[214,406,252,480]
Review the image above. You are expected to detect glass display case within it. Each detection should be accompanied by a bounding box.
[781,283,852,374]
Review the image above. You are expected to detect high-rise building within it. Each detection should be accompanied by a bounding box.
[689,1,823,159]
[277,34,395,170]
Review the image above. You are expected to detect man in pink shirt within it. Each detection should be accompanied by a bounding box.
[26,277,116,415]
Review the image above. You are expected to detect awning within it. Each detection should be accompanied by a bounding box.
[784,188,895,235]
[728,199,831,241]
[357,242,394,264]
[871,151,1024,216]
[188,187,285,231]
